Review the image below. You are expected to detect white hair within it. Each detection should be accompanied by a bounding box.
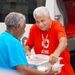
[33,6,50,19]
[5,12,26,28]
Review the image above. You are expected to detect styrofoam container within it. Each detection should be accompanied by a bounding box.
[26,54,64,73]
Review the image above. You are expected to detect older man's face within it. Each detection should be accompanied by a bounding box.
[17,21,26,39]
[35,14,51,31]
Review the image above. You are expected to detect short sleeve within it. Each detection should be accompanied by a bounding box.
[8,39,28,68]
[56,23,67,40]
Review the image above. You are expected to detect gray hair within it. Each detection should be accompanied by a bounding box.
[33,6,50,19]
[5,12,26,28]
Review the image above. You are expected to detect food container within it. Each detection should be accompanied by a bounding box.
[26,54,64,73]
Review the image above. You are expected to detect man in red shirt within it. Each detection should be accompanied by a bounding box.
[25,6,74,75]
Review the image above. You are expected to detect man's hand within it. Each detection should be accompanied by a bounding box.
[49,53,60,65]
[26,51,31,58]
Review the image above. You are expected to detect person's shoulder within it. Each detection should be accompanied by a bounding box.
[52,20,62,25]
[31,23,38,28]
[0,32,10,39]
[52,20,64,28]
[31,23,39,30]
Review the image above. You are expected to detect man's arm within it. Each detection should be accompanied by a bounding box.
[49,37,68,64]
[16,65,56,75]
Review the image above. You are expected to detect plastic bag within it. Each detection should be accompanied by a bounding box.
[26,54,64,73]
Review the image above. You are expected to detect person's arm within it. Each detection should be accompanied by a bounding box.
[16,65,56,75]
[49,37,68,64]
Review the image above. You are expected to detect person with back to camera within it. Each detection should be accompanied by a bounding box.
[25,6,75,75]
[0,12,57,75]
